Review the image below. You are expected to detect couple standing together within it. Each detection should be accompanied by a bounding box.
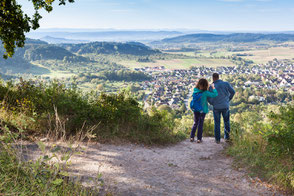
[190,73,235,143]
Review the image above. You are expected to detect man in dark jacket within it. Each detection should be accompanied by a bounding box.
[208,73,235,143]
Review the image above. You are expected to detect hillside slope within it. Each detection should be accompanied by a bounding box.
[61,41,161,56]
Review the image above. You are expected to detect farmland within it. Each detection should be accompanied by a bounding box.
[177,47,294,64]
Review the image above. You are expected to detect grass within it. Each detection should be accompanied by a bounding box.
[227,133,293,194]
[227,105,294,193]
[0,78,187,194]
[119,58,236,69]
[0,79,186,145]
[0,126,100,195]
[0,146,98,195]
[32,62,75,79]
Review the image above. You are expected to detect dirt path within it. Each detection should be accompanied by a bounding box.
[24,137,283,196]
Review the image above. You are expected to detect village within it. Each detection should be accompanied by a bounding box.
[136,59,294,110]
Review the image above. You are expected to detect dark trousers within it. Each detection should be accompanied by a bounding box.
[190,112,206,140]
[213,108,230,141]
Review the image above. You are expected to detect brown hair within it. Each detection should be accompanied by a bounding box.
[212,73,219,80]
[196,78,209,91]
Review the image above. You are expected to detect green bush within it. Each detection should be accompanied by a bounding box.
[0,79,185,144]
[228,104,294,192]
[265,105,294,156]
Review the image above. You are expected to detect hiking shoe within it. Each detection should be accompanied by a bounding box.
[190,138,194,142]
[225,138,231,143]
[196,139,202,143]
[216,140,220,144]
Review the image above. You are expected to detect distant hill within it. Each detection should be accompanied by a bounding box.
[0,39,160,76]
[62,41,161,56]
[158,33,294,43]
[40,36,89,44]
[27,30,183,42]
[25,38,48,45]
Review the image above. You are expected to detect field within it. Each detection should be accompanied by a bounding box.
[31,62,75,79]
[230,47,294,64]
[119,58,236,69]
[193,47,294,64]
[164,42,294,64]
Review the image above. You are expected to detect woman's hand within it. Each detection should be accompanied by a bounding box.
[210,83,215,89]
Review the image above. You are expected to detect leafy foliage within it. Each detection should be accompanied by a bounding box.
[0,79,185,144]
[24,45,89,62]
[228,105,294,192]
[265,105,294,156]
[62,41,161,56]
[0,0,74,58]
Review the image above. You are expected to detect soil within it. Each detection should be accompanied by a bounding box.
[23,137,284,196]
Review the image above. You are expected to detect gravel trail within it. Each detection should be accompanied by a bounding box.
[24,137,283,196]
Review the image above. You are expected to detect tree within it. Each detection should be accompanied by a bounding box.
[0,0,74,59]
[158,105,172,113]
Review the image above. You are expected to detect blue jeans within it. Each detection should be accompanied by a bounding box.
[213,108,230,141]
[190,112,206,140]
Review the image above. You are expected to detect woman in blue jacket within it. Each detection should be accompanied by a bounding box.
[190,78,218,143]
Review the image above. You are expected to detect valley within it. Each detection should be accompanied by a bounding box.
[1,33,293,113]
[1,32,293,194]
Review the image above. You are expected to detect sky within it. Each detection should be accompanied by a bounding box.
[18,0,294,31]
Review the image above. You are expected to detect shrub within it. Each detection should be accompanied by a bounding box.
[228,104,294,192]
[0,79,185,144]
[265,105,294,156]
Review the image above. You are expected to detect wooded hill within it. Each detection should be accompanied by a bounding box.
[0,39,161,75]
[158,33,294,43]
[60,41,161,56]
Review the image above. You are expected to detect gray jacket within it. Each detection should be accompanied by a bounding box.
[207,80,235,110]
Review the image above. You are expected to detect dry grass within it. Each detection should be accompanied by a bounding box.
[230,47,294,64]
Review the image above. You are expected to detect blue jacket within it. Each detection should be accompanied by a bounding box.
[207,80,235,110]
